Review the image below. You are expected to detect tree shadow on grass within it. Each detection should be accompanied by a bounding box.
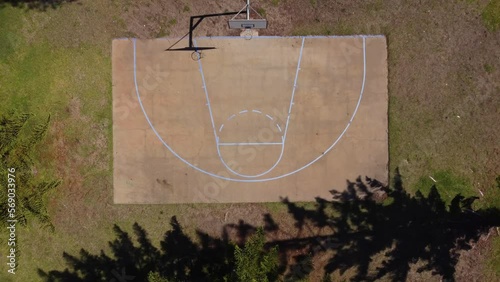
[39,169,500,281]
[0,0,78,11]
[38,217,237,282]
[276,169,500,281]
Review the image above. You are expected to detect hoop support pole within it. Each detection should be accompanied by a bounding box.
[247,0,250,20]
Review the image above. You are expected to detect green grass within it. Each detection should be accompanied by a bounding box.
[388,95,403,171]
[366,0,384,13]
[0,8,64,177]
[157,27,170,37]
[482,0,500,31]
[257,7,267,17]
[264,202,288,213]
[489,235,500,275]
[414,170,474,203]
[157,18,178,37]
[168,18,177,26]
[292,24,357,36]
[0,8,21,64]
[484,63,495,73]
[480,176,500,208]
[264,201,317,214]
[0,4,117,280]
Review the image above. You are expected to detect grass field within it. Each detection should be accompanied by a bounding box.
[0,0,499,280]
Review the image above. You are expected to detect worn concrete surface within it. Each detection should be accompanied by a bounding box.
[112,36,388,203]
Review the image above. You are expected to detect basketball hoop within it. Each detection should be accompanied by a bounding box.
[191,50,203,61]
[165,0,267,53]
[242,29,254,40]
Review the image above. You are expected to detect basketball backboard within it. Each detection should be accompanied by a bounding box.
[228,19,268,29]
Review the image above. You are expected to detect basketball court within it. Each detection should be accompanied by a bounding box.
[112,35,388,203]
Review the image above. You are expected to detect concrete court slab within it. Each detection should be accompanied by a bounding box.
[112,35,388,204]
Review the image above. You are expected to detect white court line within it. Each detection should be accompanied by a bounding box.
[283,37,305,143]
[216,106,285,178]
[291,37,367,172]
[218,110,281,137]
[195,35,384,39]
[134,36,367,182]
[215,38,306,178]
[219,142,283,146]
[194,39,219,143]
[195,39,286,178]
[137,34,384,41]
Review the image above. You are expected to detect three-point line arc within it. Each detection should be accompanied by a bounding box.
[133,36,367,182]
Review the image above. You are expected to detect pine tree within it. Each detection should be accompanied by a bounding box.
[232,228,279,282]
[148,271,172,282]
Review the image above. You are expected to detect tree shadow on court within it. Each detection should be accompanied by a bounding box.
[0,0,78,11]
[39,169,500,281]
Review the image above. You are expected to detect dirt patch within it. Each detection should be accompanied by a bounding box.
[120,0,241,39]
[455,228,500,281]
[67,96,82,119]
[47,105,111,234]
[46,119,87,233]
